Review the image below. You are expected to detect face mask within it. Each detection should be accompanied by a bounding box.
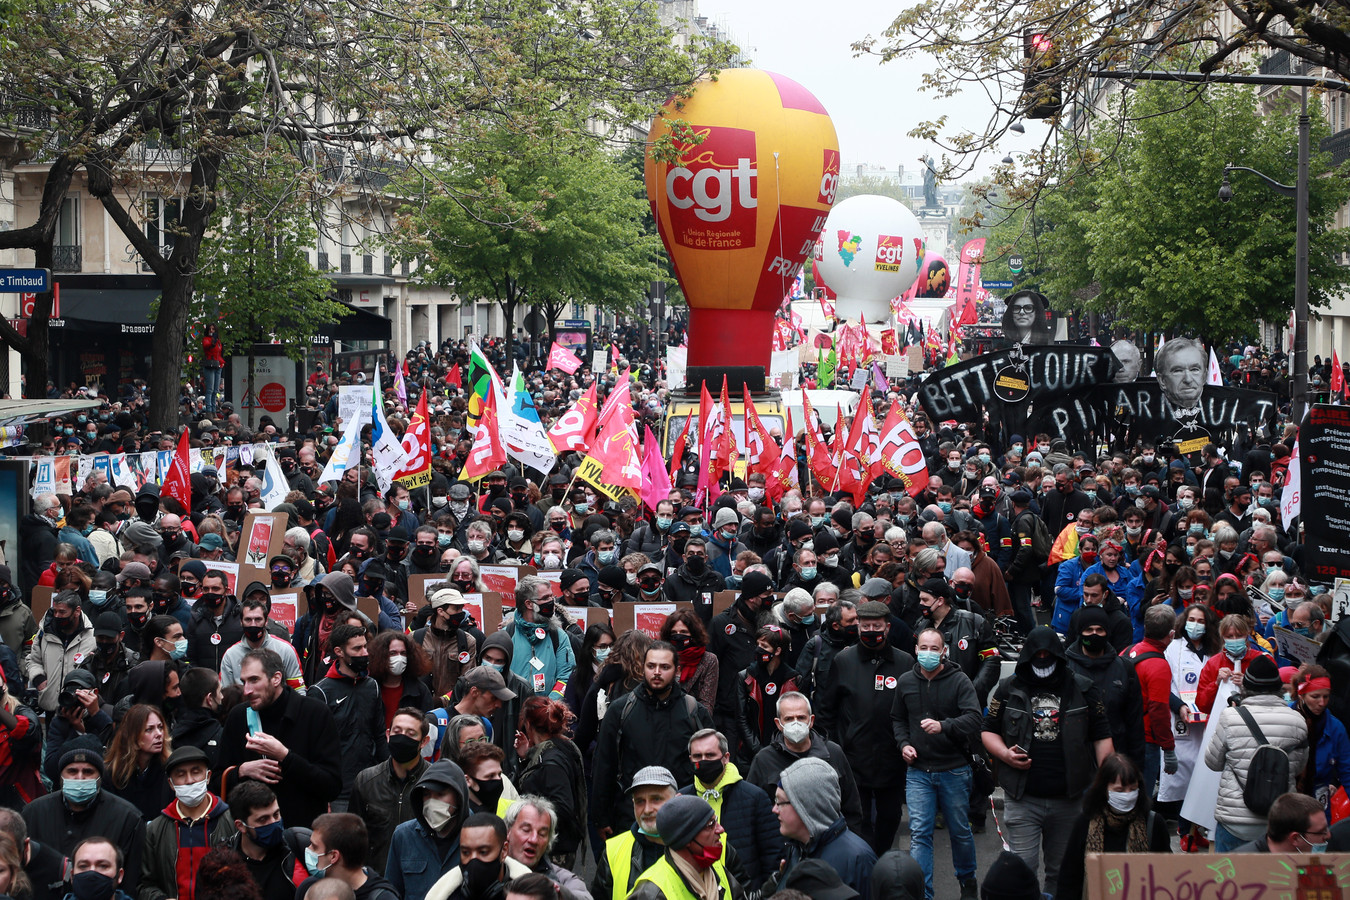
[655,517,672,531]
[128,612,149,629]
[1179,497,1194,510]
[170,638,188,660]
[1080,633,1107,654]
[820,554,839,568]
[685,556,707,576]
[598,550,616,565]
[916,650,942,671]
[799,614,817,626]
[1224,638,1248,658]
[539,553,562,570]
[573,501,590,514]
[756,648,775,664]
[938,501,953,514]
[1177,587,1194,601]
[1185,621,1206,640]
[1080,551,1097,565]
[535,600,556,620]
[304,847,331,877]
[474,776,504,811]
[747,488,765,502]
[462,857,503,896]
[467,540,486,554]
[688,840,723,869]
[1107,789,1139,813]
[799,566,817,581]
[627,572,639,585]
[388,732,422,765]
[62,777,100,805]
[978,453,991,465]
[1186,545,1197,557]
[694,758,725,784]
[1031,659,1058,679]
[859,630,888,650]
[424,797,456,834]
[1219,549,1234,560]
[71,872,117,900]
[811,515,828,528]
[346,654,370,675]
[947,461,960,471]
[173,777,210,808]
[594,646,612,662]
[87,590,109,607]
[1125,525,1142,537]
[1268,588,1285,602]
[1125,484,1141,496]
[412,546,437,564]
[780,720,811,744]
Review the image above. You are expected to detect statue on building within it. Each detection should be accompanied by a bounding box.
[921,155,939,209]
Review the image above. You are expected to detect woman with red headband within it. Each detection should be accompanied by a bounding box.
[1290,665,1350,818]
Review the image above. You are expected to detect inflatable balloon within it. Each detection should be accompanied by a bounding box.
[814,195,924,322]
[645,69,839,370]
[916,252,951,298]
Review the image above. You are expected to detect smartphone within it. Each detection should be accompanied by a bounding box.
[246,707,262,736]
[1009,744,1027,756]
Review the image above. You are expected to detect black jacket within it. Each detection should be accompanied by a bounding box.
[793,627,852,699]
[662,566,726,624]
[170,705,225,771]
[817,642,914,788]
[591,682,714,831]
[184,596,244,670]
[1317,617,1350,726]
[218,685,343,828]
[22,789,144,889]
[77,645,138,705]
[17,513,58,601]
[930,607,1001,703]
[743,731,864,833]
[709,602,761,739]
[311,664,390,798]
[1065,641,1148,771]
[516,737,587,856]
[891,662,983,773]
[350,757,428,873]
[1068,592,1135,654]
[678,772,781,887]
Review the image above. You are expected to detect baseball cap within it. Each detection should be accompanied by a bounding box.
[429,588,467,609]
[460,666,516,701]
[93,612,124,639]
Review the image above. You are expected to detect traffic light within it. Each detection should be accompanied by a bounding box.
[1021,28,1062,119]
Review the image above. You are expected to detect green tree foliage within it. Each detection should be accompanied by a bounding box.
[1024,84,1350,342]
[391,133,664,361]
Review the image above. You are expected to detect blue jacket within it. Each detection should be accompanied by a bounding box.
[1052,556,1091,633]
[1082,561,1145,640]
[1305,709,1350,814]
[385,760,467,900]
[679,764,783,886]
[58,526,99,567]
[780,816,876,898]
[506,617,575,698]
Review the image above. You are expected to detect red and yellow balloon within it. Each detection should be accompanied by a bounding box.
[645,69,839,370]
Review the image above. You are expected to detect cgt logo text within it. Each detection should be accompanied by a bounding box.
[818,149,840,205]
[666,125,758,248]
[875,235,905,272]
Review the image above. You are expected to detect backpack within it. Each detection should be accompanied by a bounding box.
[1016,511,1052,561]
[1235,705,1290,815]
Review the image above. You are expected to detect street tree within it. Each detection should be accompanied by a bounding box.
[391,133,664,364]
[0,0,734,428]
[1026,83,1350,343]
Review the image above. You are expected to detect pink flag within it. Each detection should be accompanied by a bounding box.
[393,365,407,406]
[547,341,582,374]
[639,425,672,512]
[1207,347,1223,386]
[952,238,986,307]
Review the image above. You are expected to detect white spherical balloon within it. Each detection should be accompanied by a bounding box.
[815,195,925,322]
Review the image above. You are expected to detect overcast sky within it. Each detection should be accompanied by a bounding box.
[700,0,1046,183]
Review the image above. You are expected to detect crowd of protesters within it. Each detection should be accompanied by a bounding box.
[0,324,1344,900]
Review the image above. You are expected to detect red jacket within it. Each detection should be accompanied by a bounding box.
[202,334,225,367]
[1125,639,1175,750]
[1196,644,1270,715]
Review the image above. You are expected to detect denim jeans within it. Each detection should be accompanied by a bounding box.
[907,766,976,900]
[1214,822,1249,853]
[1002,794,1080,898]
[1143,742,1160,800]
[1008,582,1038,635]
[203,364,222,415]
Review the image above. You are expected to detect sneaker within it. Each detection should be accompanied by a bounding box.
[960,878,979,900]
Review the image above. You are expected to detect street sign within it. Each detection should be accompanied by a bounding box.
[982,280,1014,290]
[1009,254,1025,274]
[0,268,51,293]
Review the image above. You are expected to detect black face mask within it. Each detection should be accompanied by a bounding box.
[452,579,475,593]
[487,483,506,498]
[859,630,887,650]
[128,612,150,630]
[475,777,504,811]
[243,625,266,643]
[386,546,407,563]
[685,557,707,576]
[551,489,566,502]
[412,547,437,564]
[271,572,292,588]
[97,641,119,657]
[388,733,422,765]
[535,601,556,620]
[669,633,692,650]
[461,858,503,897]
[838,624,859,645]
[345,654,370,675]
[152,591,174,610]
[1079,632,1108,655]
[694,758,725,785]
[855,531,875,547]
[952,583,973,599]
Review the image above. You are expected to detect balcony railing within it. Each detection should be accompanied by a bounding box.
[1322,128,1350,166]
[52,244,81,272]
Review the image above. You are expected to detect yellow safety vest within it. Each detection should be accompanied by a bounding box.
[606,831,640,900]
[630,852,731,900]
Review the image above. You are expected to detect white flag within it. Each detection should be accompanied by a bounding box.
[1207,347,1223,386]
[370,366,409,491]
[502,364,557,477]
[319,404,366,484]
[259,445,290,511]
[1281,436,1301,532]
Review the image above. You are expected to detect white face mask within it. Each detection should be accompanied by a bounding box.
[389,655,408,675]
[1107,789,1139,813]
[173,777,210,808]
[747,487,765,502]
[467,539,486,554]
[780,720,811,744]
[507,529,525,543]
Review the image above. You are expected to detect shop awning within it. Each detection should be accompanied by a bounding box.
[317,305,392,342]
[0,398,102,428]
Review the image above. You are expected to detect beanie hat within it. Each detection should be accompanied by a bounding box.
[787,520,813,541]
[831,509,852,530]
[560,568,588,592]
[1074,605,1110,634]
[780,859,858,900]
[981,851,1041,900]
[655,794,715,850]
[1244,654,1283,693]
[58,736,106,779]
[713,507,739,530]
[598,566,628,592]
[779,756,840,840]
[811,530,839,554]
[739,571,773,600]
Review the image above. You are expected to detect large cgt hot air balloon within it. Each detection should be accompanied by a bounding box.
[815,194,925,323]
[645,69,839,370]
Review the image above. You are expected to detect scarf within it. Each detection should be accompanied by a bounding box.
[1085,808,1150,860]
[678,645,706,685]
[667,848,719,900]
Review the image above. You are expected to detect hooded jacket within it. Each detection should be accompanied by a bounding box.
[425,856,533,900]
[504,610,576,700]
[891,660,983,773]
[1067,591,1135,655]
[293,571,367,686]
[744,729,864,833]
[870,850,925,900]
[351,754,429,873]
[312,659,389,798]
[27,608,95,713]
[775,758,876,898]
[386,760,470,900]
[0,582,37,667]
[817,641,913,788]
[678,762,781,886]
[1064,639,1147,769]
[140,795,235,900]
[1205,692,1309,836]
[450,632,530,776]
[516,736,587,856]
[982,627,1113,801]
[17,512,59,600]
[185,594,243,671]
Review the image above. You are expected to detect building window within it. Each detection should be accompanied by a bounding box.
[53,197,81,272]
[142,195,180,267]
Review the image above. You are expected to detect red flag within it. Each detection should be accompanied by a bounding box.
[743,384,780,477]
[593,381,642,490]
[801,389,834,487]
[445,365,462,389]
[876,402,930,497]
[696,382,719,506]
[547,341,582,374]
[394,391,433,487]
[766,406,796,503]
[463,389,507,480]
[714,376,737,481]
[161,427,192,512]
[640,425,673,512]
[836,391,879,504]
[1332,350,1345,397]
[547,383,599,454]
[669,413,692,483]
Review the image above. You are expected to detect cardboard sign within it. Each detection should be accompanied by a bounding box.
[612,600,693,637]
[405,576,504,632]
[1084,852,1350,900]
[1332,578,1350,623]
[207,560,241,598]
[1273,624,1322,665]
[535,570,563,597]
[268,589,300,634]
[885,354,908,379]
[713,591,739,618]
[480,564,531,596]
[31,586,54,624]
[239,511,288,589]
